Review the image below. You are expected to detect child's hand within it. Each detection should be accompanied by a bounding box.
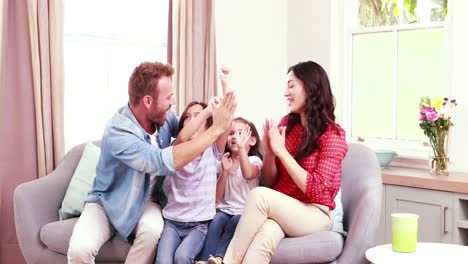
[219,67,232,82]
[236,124,252,151]
[219,67,232,92]
[207,96,221,114]
[221,152,233,173]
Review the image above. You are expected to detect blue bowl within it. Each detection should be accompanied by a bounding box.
[375,150,397,167]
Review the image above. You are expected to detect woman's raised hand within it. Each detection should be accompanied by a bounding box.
[263,118,273,155]
[266,118,286,156]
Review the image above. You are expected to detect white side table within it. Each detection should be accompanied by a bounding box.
[365,243,468,264]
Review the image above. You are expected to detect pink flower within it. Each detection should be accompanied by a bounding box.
[420,107,432,120]
[425,109,438,122]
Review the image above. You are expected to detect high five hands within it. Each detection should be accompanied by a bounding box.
[212,91,237,132]
[207,96,222,114]
[210,67,235,132]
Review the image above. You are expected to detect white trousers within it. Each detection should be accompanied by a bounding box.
[67,201,164,264]
[223,187,333,264]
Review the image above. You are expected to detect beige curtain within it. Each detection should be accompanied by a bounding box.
[28,0,65,176]
[0,0,63,262]
[0,0,4,84]
[171,0,217,114]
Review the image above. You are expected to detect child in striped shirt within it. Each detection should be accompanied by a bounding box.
[155,69,233,264]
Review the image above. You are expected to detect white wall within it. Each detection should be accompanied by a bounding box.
[286,0,338,117]
[216,0,468,172]
[215,0,288,134]
[287,0,331,71]
[330,0,346,125]
[446,0,468,172]
[215,0,333,134]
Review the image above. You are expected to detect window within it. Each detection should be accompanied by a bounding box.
[64,0,169,151]
[349,0,448,158]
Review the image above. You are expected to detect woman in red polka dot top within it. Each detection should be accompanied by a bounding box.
[222,61,348,264]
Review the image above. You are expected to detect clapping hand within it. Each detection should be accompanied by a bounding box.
[221,152,234,174]
[264,118,286,156]
[236,124,252,151]
[263,118,273,155]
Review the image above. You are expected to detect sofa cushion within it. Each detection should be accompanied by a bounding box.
[40,217,130,261]
[59,142,101,220]
[271,230,344,264]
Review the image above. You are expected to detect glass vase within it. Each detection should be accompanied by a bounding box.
[430,155,449,175]
[429,129,450,176]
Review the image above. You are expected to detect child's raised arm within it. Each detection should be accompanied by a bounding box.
[173,98,220,146]
[219,67,232,94]
[216,68,234,152]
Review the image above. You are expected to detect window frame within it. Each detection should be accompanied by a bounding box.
[343,0,451,164]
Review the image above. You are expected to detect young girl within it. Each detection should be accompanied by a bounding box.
[155,69,232,264]
[196,117,263,264]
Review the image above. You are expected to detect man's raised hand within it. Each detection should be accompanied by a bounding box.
[212,91,237,132]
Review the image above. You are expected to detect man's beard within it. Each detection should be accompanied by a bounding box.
[152,114,165,126]
[149,108,166,126]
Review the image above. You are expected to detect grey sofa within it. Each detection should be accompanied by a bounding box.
[271,143,382,264]
[14,142,382,264]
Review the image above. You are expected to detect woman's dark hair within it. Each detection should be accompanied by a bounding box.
[226,117,263,159]
[177,101,213,133]
[286,61,340,162]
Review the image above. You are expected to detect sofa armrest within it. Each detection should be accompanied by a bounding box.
[14,143,86,263]
[338,143,383,264]
[338,187,382,264]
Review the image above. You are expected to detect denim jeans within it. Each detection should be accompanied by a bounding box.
[198,211,241,261]
[155,219,209,264]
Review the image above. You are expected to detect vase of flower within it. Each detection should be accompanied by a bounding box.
[419,96,457,176]
[429,129,449,175]
[430,156,449,175]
